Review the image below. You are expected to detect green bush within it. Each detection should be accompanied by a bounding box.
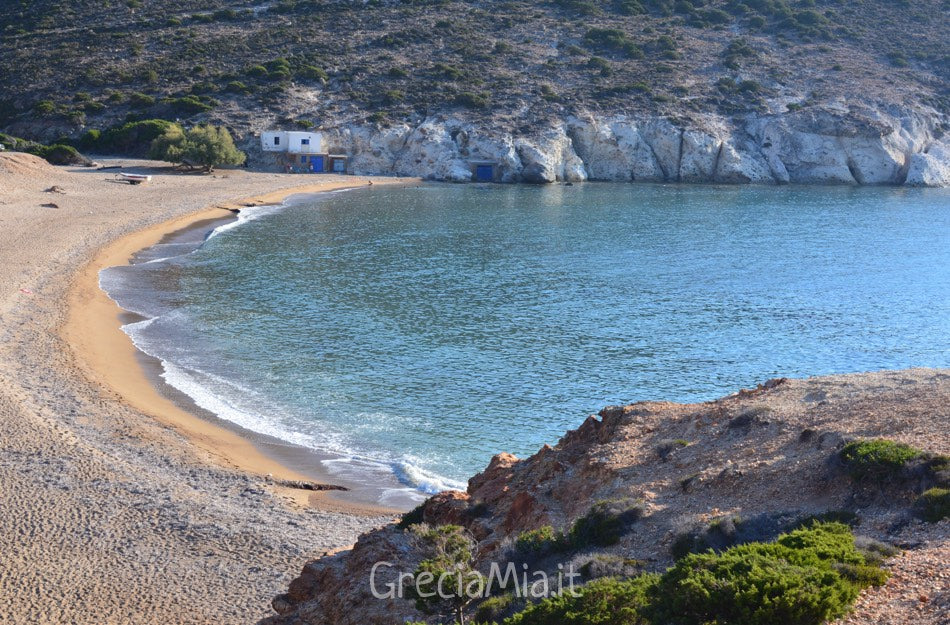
[100,119,180,155]
[246,64,268,78]
[504,575,659,625]
[30,143,84,165]
[514,525,565,559]
[475,593,520,623]
[455,92,490,109]
[432,62,464,80]
[149,124,244,171]
[583,28,643,59]
[166,95,213,115]
[552,0,602,16]
[34,100,56,115]
[383,89,405,104]
[225,81,253,94]
[505,523,886,625]
[569,499,645,548]
[915,488,950,522]
[78,129,101,150]
[298,65,328,82]
[409,525,481,625]
[661,523,883,625]
[587,56,612,76]
[128,92,155,108]
[790,510,860,530]
[723,38,757,69]
[82,100,106,113]
[840,439,922,480]
[656,439,689,459]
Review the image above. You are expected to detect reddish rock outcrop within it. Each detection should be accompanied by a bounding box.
[262,369,949,625]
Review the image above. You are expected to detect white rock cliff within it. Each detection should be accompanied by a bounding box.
[251,106,949,187]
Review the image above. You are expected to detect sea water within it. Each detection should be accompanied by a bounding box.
[100,183,950,504]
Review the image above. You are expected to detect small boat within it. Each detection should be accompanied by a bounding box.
[117,172,152,185]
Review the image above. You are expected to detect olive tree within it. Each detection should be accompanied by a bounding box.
[150,124,244,172]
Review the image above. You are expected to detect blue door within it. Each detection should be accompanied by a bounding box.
[475,165,493,182]
[310,156,324,173]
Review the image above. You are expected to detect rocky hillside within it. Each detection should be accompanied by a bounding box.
[263,369,949,625]
[1,0,948,184]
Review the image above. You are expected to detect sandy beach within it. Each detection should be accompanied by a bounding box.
[0,153,412,624]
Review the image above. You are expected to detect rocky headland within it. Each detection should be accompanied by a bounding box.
[265,369,949,625]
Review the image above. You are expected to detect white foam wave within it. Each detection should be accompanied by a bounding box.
[393,460,467,494]
[207,203,285,239]
[124,324,466,497]
[100,184,468,502]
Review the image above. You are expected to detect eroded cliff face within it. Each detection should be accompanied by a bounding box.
[261,370,950,625]
[250,105,949,187]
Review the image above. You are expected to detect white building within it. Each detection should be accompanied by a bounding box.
[261,130,323,154]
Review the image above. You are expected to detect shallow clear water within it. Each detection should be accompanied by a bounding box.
[102,183,950,501]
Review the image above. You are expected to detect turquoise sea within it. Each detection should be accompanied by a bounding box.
[101,183,950,505]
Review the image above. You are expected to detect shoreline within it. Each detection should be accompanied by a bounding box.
[0,153,422,624]
[62,178,416,516]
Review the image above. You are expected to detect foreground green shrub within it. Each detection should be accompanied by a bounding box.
[840,439,922,480]
[653,523,883,625]
[505,575,659,625]
[475,593,520,623]
[915,488,950,522]
[502,523,886,625]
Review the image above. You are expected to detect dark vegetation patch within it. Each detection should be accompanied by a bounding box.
[568,498,647,548]
[671,510,870,560]
[915,487,950,522]
[726,405,772,431]
[397,502,426,530]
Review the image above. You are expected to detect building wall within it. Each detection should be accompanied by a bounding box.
[286,131,323,154]
[261,131,287,152]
